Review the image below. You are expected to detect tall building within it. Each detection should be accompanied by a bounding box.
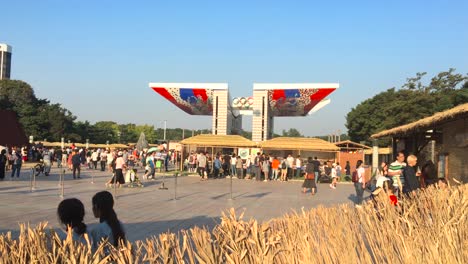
[0,43,12,80]
[149,82,339,142]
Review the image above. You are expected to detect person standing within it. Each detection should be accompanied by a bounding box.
[402,155,421,196]
[388,151,406,197]
[198,152,207,180]
[280,157,288,181]
[91,150,99,170]
[0,149,7,180]
[330,163,338,189]
[302,157,317,195]
[100,151,107,171]
[10,150,22,179]
[345,161,351,180]
[262,155,270,182]
[354,160,366,205]
[222,153,231,178]
[253,152,262,181]
[312,157,321,183]
[72,150,82,179]
[336,162,342,181]
[230,154,237,177]
[213,155,221,179]
[286,154,294,180]
[236,156,243,179]
[55,148,63,168]
[295,155,302,178]
[42,148,52,176]
[271,156,280,181]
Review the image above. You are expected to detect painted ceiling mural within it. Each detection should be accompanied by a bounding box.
[151,87,213,115]
[268,88,336,116]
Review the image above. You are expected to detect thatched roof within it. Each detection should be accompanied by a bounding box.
[260,137,339,152]
[364,147,392,155]
[180,134,257,148]
[372,103,468,138]
[334,140,371,150]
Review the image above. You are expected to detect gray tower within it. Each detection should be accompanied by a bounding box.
[0,44,12,80]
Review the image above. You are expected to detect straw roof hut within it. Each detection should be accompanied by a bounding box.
[180,134,257,148]
[372,103,468,138]
[259,137,339,152]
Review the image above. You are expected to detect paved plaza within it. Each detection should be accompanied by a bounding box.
[0,166,365,242]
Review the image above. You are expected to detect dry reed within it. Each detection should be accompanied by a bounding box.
[0,185,466,263]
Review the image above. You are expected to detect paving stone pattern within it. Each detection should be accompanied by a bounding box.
[0,166,365,242]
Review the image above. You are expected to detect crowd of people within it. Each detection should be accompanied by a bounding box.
[183,151,344,187]
[353,151,447,208]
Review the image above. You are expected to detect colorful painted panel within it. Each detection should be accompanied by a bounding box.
[151,87,213,115]
[268,88,336,116]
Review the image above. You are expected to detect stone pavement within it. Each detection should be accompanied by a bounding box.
[0,166,366,242]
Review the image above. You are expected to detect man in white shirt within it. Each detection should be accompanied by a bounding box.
[286,154,294,180]
[295,155,302,178]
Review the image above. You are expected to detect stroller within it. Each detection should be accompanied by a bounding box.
[124,168,144,188]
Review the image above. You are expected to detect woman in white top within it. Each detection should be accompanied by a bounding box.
[330,163,338,189]
[354,160,366,205]
[91,191,126,250]
[56,198,90,246]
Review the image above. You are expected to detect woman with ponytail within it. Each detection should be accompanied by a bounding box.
[91,191,126,249]
[57,198,89,244]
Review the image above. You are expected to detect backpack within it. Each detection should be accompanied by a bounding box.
[281,161,287,169]
[352,170,359,182]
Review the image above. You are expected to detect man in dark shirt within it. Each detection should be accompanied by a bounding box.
[72,150,82,179]
[55,148,63,168]
[312,157,321,183]
[223,154,231,177]
[403,154,421,195]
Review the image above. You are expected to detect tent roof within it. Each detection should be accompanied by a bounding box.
[334,140,371,149]
[259,137,339,152]
[180,134,257,148]
[372,103,468,138]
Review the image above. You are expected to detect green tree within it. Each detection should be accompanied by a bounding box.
[282,128,304,137]
[346,69,468,145]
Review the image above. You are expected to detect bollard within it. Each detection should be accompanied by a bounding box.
[59,170,65,199]
[159,173,168,190]
[91,170,95,184]
[32,168,37,191]
[113,173,118,200]
[173,172,178,200]
[29,168,34,192]
[229,174,234,200]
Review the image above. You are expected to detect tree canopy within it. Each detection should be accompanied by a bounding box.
[346,69,468,146]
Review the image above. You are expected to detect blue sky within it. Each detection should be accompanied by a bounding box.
[3,0,467,136]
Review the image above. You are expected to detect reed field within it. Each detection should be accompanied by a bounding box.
[0,184,466,263]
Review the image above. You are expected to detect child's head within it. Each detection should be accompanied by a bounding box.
[438,179,448,189]
[57,198,87,235]
[92,191,114,218]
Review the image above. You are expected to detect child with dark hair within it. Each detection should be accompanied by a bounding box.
[57,198,89,244]
[91,191,126,249]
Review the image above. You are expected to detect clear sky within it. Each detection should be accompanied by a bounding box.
[2,0,467,136]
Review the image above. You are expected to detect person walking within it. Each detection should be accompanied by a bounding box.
[262,156,270,182]
[330,163,338,189]
[345,161,351,180]
[72,150,82,179]
[236,156,243,179]
[354,160,366,206]
[302,157,317,195]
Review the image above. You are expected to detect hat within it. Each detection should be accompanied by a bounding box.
[118,151,123,156]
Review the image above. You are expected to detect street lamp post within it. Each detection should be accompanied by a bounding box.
[164,120,167,141]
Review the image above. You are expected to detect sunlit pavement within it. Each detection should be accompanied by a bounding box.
[0,166,364,241]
